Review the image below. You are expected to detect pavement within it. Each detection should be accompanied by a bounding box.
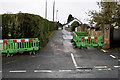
[2,29,120,78]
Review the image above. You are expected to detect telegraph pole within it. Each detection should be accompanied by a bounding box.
[56,10,58,22]
[53,0,55,22]
[45,0,47,19]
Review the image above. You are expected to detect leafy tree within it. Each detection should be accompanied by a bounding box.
[116,4,120,27]
[71,21,80,31]
[88,0,118,28]
[67,14,74,23]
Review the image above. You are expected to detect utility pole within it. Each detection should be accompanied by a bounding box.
[56,10,58,22]
[45,0,47,19]
[53,0,55,22]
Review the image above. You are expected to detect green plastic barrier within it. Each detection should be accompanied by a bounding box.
[73,32,89,43]
[72,32,103,47]
[0,38,39,54]
[0,39,8,53]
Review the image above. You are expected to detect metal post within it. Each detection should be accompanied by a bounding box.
[56,10,58,22]
[53,0,55,22]
[45,0,47,19]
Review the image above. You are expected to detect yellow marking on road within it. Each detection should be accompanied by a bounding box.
[100,49,111,52]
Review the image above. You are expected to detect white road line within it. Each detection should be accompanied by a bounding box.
[71,53,78,68]
[84,69,92,71]
[110,55,116,59]
[118,59,120,61]
[76,69,84,71]
[114,66,120,68]
[9,70,26,73]
[34,70,52,73]
[59,70,72,72]
[97,68,111,70]
[0,71,2,72]
[94,66,107,69]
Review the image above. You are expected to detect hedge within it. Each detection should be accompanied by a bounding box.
[2,13,57,47]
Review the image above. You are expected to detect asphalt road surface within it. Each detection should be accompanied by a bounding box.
[2,29,120,78]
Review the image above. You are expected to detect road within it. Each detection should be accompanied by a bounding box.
[2,29,120,78]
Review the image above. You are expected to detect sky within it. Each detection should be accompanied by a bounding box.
[0,0,102,24]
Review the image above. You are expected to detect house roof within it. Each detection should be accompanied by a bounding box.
[64,18,82,26]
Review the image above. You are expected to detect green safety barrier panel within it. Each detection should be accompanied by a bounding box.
[72,32,103,47]
[73,32,89,43]
[0,38,39,54]
[0,39,8,53]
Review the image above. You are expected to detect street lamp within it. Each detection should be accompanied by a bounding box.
[56,10,58,22]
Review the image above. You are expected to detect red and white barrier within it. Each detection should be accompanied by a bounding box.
[73,33,76,35]
[81,37,98,39]
[0,40,7,43]
[13,39,33,42]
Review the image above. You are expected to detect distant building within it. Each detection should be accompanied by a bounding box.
[64,18,82,28]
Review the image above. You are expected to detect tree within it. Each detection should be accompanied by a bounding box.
[88,0,118,28]
[71,21,80,31]
[116,3,120,27]
[67,14,74,23]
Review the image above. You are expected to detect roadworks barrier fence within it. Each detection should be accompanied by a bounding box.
[0,38,39,57]
[72,32,103,49]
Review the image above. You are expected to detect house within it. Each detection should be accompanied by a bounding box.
[64,18,82,28]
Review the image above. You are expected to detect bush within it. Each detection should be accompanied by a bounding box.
[2,13,57,47]
[70,21,80,31]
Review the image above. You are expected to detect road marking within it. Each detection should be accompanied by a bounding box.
[57,49,61,51]
[34,70,52,73]
[71,53,78,68]
[59,70,72,72]
[114,66,120,68]
[97,68,111,70]
[118,59,120,61]
[76,69,84,71]
[84,69,92,71]
[0,71,2,72]
[76,69,92,72]
[9,70,26,73]
[3,60,16,65]
[94,66,107,69]
[110,55,116,59]
[101,49,107,52]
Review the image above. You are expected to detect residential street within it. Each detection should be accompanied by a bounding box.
[2,29,119,78]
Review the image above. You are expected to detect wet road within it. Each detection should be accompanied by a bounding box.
[2,29,120,78]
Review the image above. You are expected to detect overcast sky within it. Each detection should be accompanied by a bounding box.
[0,0,102,24]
